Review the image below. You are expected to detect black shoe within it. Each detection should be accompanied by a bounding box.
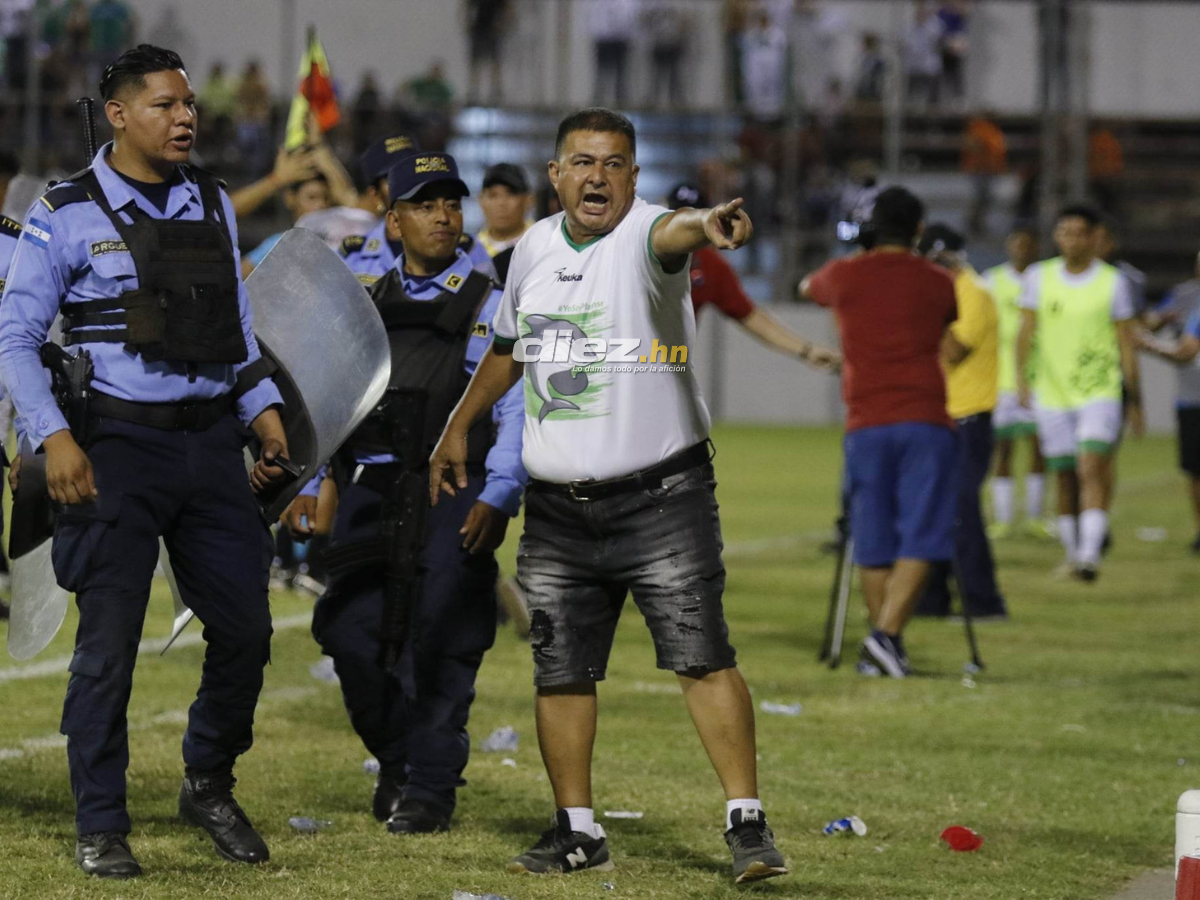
[507,810,613,874]
[862,630,907,679]
[178,770,270,864]
[373,774,406,823]
[724,808,788,884]
[1074,564,1099,583]
[385,797,451,834]
[75,832,141,879]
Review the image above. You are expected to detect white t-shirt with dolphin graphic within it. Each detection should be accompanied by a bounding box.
[493,198,711,483]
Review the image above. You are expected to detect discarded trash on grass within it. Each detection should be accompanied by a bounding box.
[363,758,380,775]
[451,892,512,900]
[822,816,867,836]
[288,817,332,833]
[940,825,983,851]
[759,701,802,717]
[603,810,644,819]
[1135,527,1168,542]
[308,657,339,685]
[603,883,617,891]
[500,758,517,768]
[961,677,977,689]
[481,726,519,753]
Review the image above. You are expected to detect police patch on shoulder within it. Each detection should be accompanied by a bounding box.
[472,321,490,338]
[341,235,366,256]
[90,239,128,257]
[356,273,381,286]
[23,218,51,248]
[444,273,464,291]
[365,238,382,253]
[0,215,21,239]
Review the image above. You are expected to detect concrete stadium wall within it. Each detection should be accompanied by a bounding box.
[696,303,1180,437]
[133,1,1200,119]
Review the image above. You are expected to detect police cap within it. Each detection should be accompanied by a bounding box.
[359,133,421,184]
[388,151,470,203]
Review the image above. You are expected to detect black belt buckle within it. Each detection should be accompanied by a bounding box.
[177,401,202,431]
[566,480,594,502]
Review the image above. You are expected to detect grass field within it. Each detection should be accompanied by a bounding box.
[0,424,1194,900]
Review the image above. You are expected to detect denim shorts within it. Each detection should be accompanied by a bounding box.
[517,462,737,687]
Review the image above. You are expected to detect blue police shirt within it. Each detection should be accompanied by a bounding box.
[341,220,498,285]
[302,247,526,516]
[0,144,283,450]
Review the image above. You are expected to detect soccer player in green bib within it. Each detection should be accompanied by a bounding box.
[984,222,1052,539]
[1015,205,1143,581]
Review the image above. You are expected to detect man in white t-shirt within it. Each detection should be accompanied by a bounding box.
[429,108,787,885]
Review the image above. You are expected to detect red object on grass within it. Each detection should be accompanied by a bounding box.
[940,825,984,852]
[1178,855,1200,900]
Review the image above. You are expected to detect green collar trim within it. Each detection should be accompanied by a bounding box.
[560,218,608,253]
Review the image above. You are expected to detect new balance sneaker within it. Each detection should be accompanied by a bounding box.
[507,810,613,874]
[861,631,907,679]
[724,808,787,884]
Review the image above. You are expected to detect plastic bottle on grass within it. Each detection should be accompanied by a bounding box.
[940,825,983,851]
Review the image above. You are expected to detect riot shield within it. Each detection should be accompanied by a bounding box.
[7,228,390,659]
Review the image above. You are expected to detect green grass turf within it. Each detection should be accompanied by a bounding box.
[0,424,1194,899]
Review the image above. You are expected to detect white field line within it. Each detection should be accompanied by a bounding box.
[0,686,318,764]
[0,612,314,685]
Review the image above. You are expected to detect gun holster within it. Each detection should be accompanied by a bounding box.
[39,343,94,446]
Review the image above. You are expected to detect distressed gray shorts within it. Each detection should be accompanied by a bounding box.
[517,463,736,687]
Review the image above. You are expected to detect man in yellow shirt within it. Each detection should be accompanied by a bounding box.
[917,225,1008,619]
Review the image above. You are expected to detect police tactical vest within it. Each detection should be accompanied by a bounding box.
[348,267,495,468]
[60,166,248,366]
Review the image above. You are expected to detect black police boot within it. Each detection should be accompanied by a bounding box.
[386,797,451,834]
[75,832,141,879]
[373,774,406,823]
[178,769,270,864]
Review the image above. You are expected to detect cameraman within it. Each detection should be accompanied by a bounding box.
[801,187,958,678]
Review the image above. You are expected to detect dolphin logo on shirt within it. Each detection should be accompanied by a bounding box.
[523,314,590,422]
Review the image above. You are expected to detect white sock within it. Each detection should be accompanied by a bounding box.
[1025,474,1045,520]
[992,478,1014,525]
[1077,509,1108,565]
[1057,515,1078,562]
[564,807,597,838]
[726,798,764,830]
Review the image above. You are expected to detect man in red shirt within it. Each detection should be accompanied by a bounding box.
[801,186,958,678]
[669,184,839,369]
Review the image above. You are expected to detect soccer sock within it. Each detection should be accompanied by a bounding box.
[726,798,764,831]
[1077,509,1108,565]
[1025,474,1045,520]
[992,477,1014,525]
[564,807,597,837]
[1056,515,1078,562]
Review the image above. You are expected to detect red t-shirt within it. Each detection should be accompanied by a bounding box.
[808,252,957,432]
[690,247,756,320]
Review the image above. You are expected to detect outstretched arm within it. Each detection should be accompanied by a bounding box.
[651,198,754,272]
[738,307,840,371]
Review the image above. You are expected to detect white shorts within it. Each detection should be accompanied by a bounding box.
[993,392,1036,437]
[1035,398,1123,462]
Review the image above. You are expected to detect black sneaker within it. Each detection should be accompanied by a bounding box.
[506,810,613,874]
[75,832,141,879]
[372,774,405,823]
[862,631,907,679]
[386,797,451,834]
[1074,564,1099,583]
[725,808,788,884]
[891,633,912,674]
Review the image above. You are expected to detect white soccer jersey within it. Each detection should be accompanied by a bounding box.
[493,199,711,483]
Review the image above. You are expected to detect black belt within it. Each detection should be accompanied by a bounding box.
[529,440,713,502]
[90,390,233,432]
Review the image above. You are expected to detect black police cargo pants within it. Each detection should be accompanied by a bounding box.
[312,473,497,815]
[919,412,1007,617]
[53,415,273,836]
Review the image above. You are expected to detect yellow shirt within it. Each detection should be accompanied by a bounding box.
[945,266,998,419]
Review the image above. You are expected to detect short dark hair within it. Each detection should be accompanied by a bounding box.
[1057,203,1100,228]
[554,108,636,160]
[870,186,924,246]
[916,222,964,256]
[100,44,187,101]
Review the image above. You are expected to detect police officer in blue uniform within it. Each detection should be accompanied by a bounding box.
[341,138,497,285]
[286,150,525,833]
[0,209,20,620]
[0,45,290,878]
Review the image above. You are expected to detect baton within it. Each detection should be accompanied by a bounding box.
[76,97,98,164]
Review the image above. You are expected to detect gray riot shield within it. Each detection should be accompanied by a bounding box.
[161,228,392,650]
[7,228,391,659]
